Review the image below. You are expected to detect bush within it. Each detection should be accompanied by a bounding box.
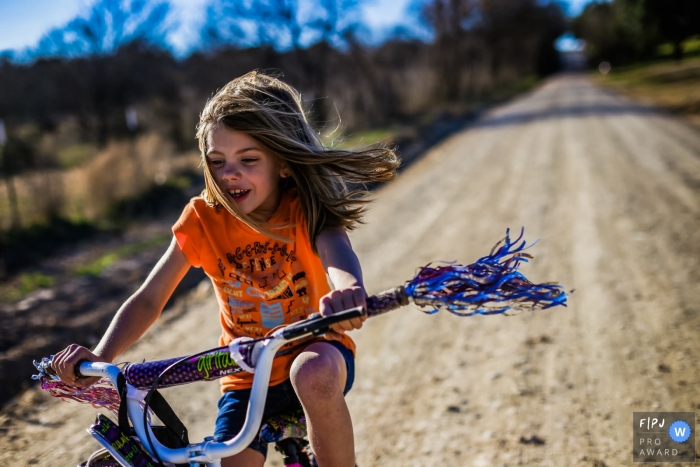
[0,217,99,278]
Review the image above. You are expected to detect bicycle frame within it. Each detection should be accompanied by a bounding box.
[38,288,410,466]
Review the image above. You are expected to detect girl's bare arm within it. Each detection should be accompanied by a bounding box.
[315,228,367,340]
[52,236,191,385]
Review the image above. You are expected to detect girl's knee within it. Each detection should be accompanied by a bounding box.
[290,343,346,401]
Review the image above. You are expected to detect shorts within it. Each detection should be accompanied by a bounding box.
[213,340,355,459]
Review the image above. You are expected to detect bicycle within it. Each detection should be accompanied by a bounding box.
[33,229,567,467]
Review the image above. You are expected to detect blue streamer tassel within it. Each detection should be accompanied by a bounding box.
[404,228,567,316]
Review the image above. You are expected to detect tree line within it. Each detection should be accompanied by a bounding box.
[573,0,700,66]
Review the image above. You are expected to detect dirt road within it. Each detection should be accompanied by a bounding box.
[2,74,700,466]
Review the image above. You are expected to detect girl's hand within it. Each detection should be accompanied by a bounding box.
[319,286,367,341]
[52,344,107,388]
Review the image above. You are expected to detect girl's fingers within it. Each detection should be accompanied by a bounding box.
[54,345,78,381]
[53,344,102,387]
[336,292,357,331]
[64,347,85,382]
[340,288,365,330]
[351,287,367,327]
[319,286,368,336]
[320,295,344,336]
[353,288,368,320]
[319,293,336,317]
[323,329,344,341]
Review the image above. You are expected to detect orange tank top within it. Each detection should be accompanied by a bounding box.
[172,188,355,391]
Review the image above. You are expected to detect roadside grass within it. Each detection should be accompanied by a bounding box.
[595,55,700,127]
[324,127,398,150]
[0,217,99,277]
[0,133,198,232]
[75,233,171,277]
[0,272,56,302]
[57,143,98,168]
[0,234,171,302]
[656,37,700,57]
[323,75,540,151]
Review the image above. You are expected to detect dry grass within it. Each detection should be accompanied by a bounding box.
[595,55,700,128]
[0,133,200,229]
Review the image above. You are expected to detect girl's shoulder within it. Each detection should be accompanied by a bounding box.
[175,196,224,230]
[188,195,209,209]
[183,196,223,216]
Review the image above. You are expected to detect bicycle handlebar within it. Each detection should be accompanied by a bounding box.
[121,287,409,390]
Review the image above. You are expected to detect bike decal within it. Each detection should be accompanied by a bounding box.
[89,413,157,467]
[196,350,237,379]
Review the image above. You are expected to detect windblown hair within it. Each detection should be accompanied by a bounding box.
[196,70,400,250]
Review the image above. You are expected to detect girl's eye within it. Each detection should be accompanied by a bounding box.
[208,159,224,166]
[241,158,258,164]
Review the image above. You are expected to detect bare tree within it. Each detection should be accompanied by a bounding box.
[35,0,172,57]
[420,0,477,100]
[419,0,564,99]
[200,0,363,122]
[30,0,175,145]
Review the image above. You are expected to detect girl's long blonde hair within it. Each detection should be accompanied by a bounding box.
[196,70,400,250]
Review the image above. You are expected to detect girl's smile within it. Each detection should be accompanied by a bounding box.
[206,125,286,222]
[227,189,250,203]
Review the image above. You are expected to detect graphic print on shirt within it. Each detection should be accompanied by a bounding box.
[220,240,314,337]
[265,278,294,300]
[292,271,308,297]
[226,241,297,270]
[260,301,285,327]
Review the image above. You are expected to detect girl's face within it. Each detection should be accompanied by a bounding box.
[206,125,287,222]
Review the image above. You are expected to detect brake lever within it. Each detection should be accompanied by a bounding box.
[32,356,58,381]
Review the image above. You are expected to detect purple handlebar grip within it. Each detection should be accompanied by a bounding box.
[124,346,243,389]
[367,286,409,317]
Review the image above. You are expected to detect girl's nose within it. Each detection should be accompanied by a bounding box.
[222,161,241,180]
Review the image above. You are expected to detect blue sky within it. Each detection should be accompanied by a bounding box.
[0,0,593,56]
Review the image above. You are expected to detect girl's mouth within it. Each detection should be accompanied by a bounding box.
[228,189,250,202]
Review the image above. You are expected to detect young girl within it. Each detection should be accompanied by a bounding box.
[52,71,399,467]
